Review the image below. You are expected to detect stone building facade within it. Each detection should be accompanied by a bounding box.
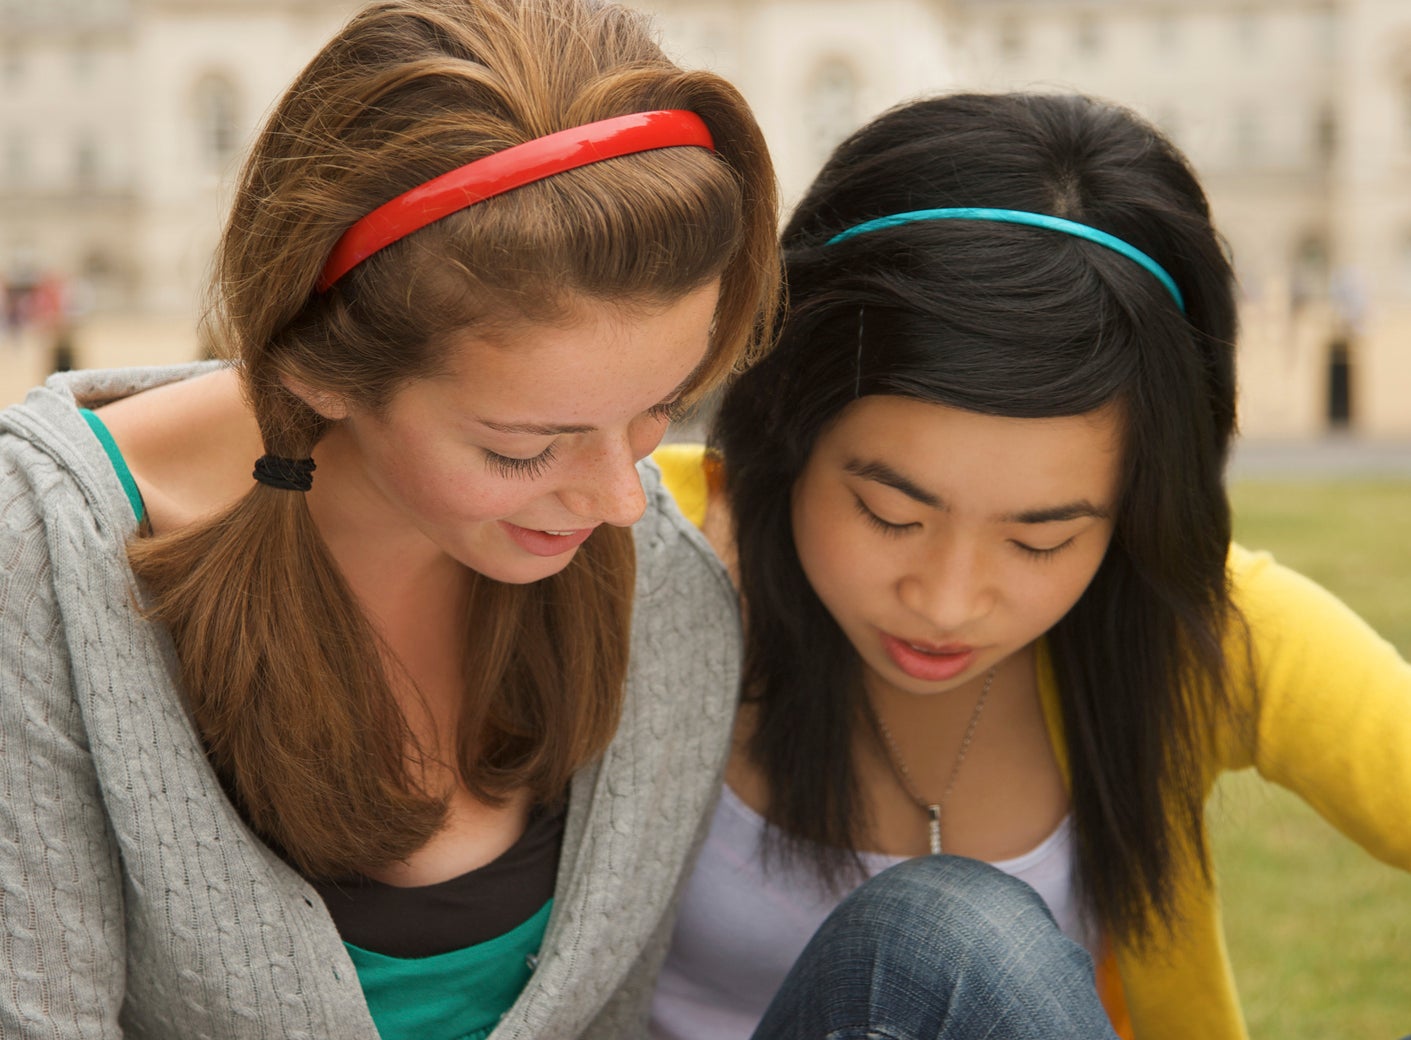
[2,0,1408,434]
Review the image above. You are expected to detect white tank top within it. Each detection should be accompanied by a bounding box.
[649,784,1096,1040]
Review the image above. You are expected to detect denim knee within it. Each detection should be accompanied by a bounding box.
[822,854,1063,960]
[750,855,1116,1040]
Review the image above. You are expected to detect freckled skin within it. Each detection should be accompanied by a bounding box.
[307,282,721,586]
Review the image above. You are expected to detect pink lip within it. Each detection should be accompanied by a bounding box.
[880,633,976,683]
[499,521,597,557]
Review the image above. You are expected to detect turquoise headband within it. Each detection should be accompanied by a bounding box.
[824,207,1186,313]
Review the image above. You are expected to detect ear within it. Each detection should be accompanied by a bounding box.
[280,373,350,421]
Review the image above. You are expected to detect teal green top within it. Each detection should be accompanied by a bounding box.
[344,899,552,1040]
[79,408,145,522]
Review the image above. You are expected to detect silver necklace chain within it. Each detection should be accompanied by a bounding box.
[871,666,996,856]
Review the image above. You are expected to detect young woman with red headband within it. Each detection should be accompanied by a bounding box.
[0,1,782,1036]
[651,92,1410,1040]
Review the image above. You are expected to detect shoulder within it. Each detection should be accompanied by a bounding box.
[0,365,222,655]
[1227,542,1393,650]
[1219,547,1411,869]
[1,378,117,543]
[634,450,730,598]
[1222,541,1410,742]
[88,362,258,533]
[628,453,742,701]
[1,363,220,540]
[651,441,737,582]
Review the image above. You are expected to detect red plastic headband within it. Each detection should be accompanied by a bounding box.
[317,109,716,291]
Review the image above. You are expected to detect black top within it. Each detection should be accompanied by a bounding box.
[313,803,566,958]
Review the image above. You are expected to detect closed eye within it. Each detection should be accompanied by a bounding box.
[853,494,918,536]
[485,443,558,479]
[1012,537,1075,560]
[647,398,685,422]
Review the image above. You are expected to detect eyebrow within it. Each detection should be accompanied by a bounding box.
[845,459,941,508]
[480,417,596,436]
[476,358,709,437]
[843,457,1111,524]
[1001,501,1111,524]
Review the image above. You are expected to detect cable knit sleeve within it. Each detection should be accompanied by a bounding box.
[1,434,128,1038]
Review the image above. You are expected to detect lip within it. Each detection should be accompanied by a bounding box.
[499,521,598,557]
[880,633,977,683]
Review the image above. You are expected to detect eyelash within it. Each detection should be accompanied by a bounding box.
[485,444,558,480]
[853,495,914,537]
[648,399,684,422]
[1013,538,1075,561]
[483,400,677,480]
[855,495,1079,559]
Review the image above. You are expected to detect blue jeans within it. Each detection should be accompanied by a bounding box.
[750,855,1119,1040]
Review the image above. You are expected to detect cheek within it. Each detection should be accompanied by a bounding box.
[383,454,543,524]
[630,414,671,460]
[792,494,871,611]
[1023,547,1109,630]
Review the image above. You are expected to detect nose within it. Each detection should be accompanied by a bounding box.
[557,436,648,528]
[895,536,994,634]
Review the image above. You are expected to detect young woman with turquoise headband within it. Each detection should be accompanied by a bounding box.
[649,91,1411,1039]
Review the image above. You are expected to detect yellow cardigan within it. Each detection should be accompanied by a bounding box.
[653,443,1411,1040]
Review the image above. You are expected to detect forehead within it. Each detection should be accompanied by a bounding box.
[411,286,719,419]
[819,395,1125,510]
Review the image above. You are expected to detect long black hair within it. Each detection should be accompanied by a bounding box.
[713,92,1242,947]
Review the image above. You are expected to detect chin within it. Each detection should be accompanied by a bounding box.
[466,550,579,586]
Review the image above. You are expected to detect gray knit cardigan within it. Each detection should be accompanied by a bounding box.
[0,365,740,1039]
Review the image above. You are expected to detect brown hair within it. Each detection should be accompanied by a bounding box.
[129,0,779,879]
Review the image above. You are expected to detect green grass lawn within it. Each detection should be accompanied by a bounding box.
[1212,478,1411,1038]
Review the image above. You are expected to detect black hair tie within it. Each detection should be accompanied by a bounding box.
[252,454,317,492]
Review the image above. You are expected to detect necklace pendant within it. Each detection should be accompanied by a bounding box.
[926,804,942,856]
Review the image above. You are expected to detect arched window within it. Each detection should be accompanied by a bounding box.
[1155,105,1181,145]
[193,73,240,172]
[74,132,99,188]
[1403,75,1411,151]
[1234,106,1261,164]
[998,18,1025,62]
[1074,14,1101,58]
[1153,10,1180,55]
[1313,102,1337,164]
[804,58,860,171]
[1234,8,1261,52]
[2,43,23,86]
[1398,229,1411,301]
[4,132,28,186]
[1291,232,1329,308]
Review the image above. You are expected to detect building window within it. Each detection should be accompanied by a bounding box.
[73,37,95,80]
[1153,11,1180,54]
[1234,107,1261,163]
[1403,77,1411,151]
[1311,8,1340,62]
[4,134,28,186]
[193,73,240,172]
[1399,231,1411,300]
[1155,105,1181,145]
[998,18,1025,62]
[1235,9,1261,52]
[804,58,860,171]
[74,134,99,188]
[1074,14,1101,58]
[1292,233,1329,308]
[1313,103,1336,164]
[2,43,22,86]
